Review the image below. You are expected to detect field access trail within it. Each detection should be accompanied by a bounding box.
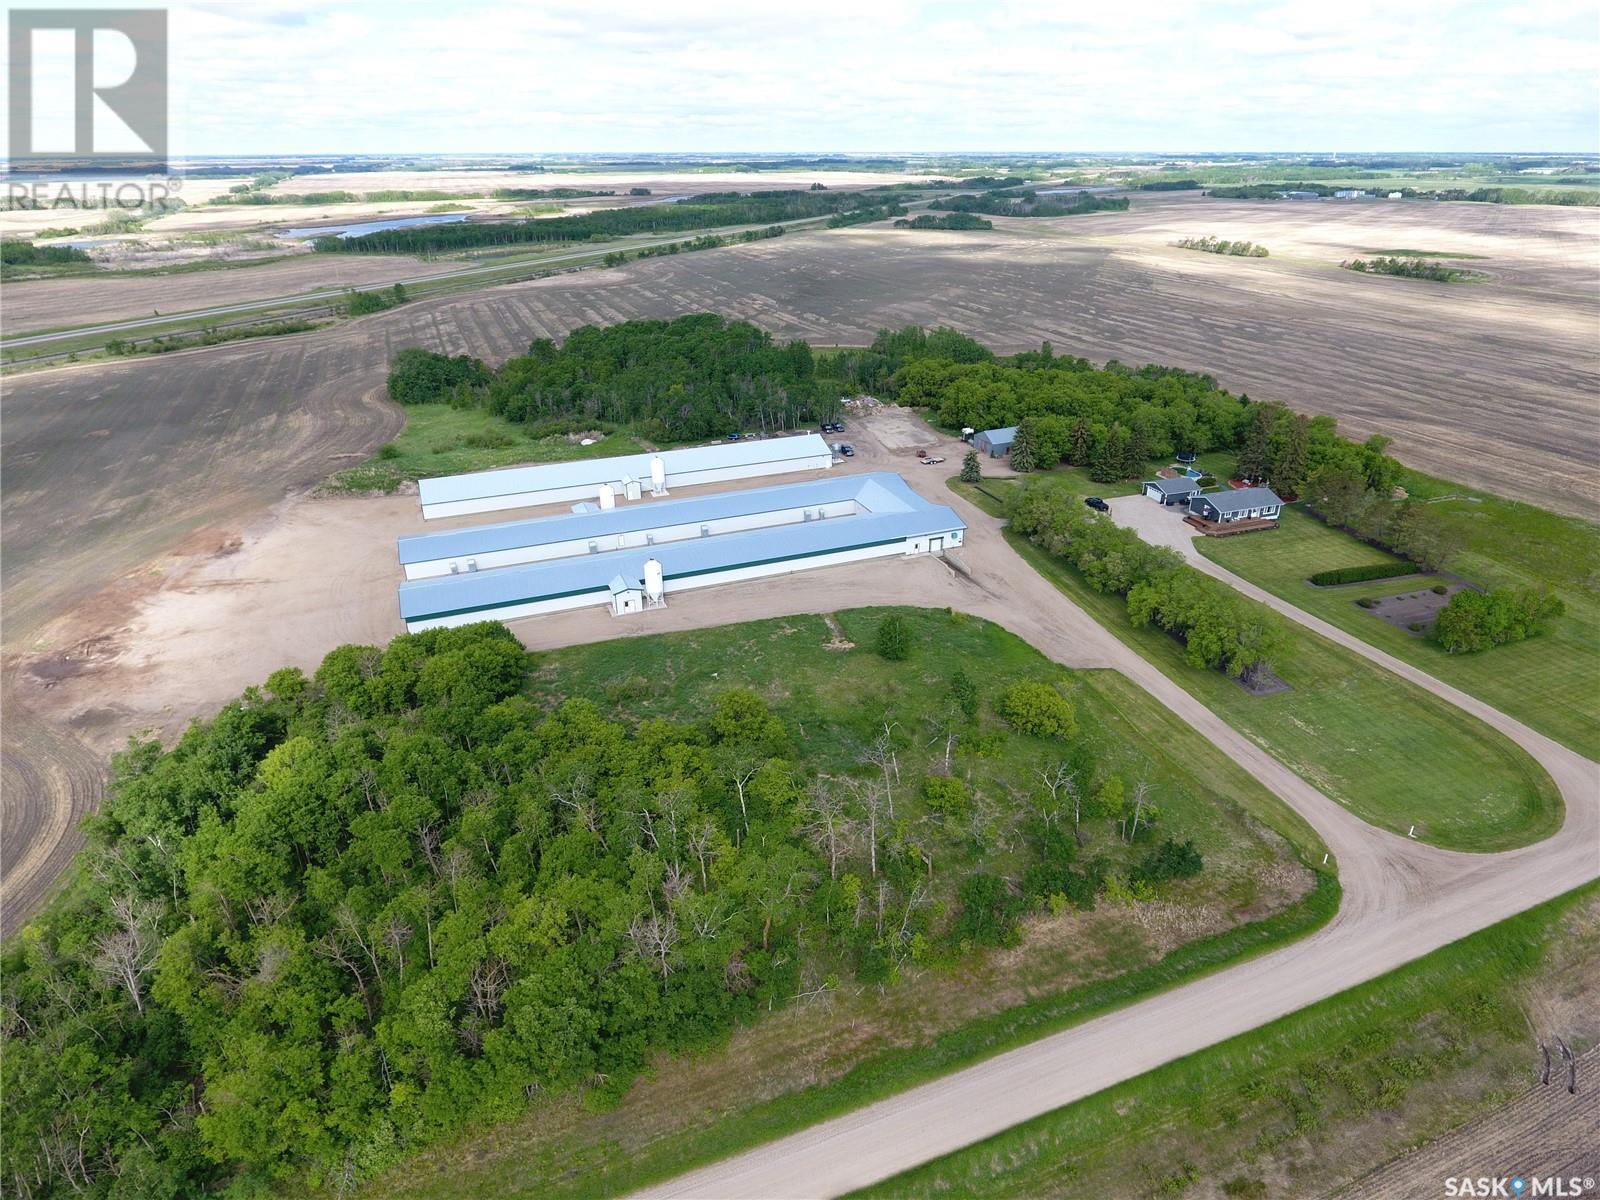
[634,413,1600,1199]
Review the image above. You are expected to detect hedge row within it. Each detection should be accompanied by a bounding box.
[1308,561,1419,587]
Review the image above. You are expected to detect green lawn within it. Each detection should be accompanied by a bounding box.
[321,403,646,494]
[955,480,1564,853]
[368,609,1335,1200]
[854,882,1599,1200]
[1195,495,1600,761]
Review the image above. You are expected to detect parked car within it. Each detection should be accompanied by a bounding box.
[1085,496,1110,512]
[839,444,855,457]
[726,432,742,441]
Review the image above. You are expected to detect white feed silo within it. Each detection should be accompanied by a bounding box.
[650,455,667,495]
[644,558,665,606]
[598,482,616,510]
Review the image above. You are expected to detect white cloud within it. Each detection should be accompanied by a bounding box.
[111,0,1593,152]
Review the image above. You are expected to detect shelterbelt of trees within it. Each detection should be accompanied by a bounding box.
[2,621,1207,1197]
[316,188,911,254]
[929,190,1130,217]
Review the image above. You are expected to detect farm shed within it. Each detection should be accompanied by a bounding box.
[417,433,834,520]
[398,472,966,630]
[1188,486,1284,524]
[973,426,1018,458]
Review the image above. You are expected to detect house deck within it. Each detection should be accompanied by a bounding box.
[1185,515,1280,537]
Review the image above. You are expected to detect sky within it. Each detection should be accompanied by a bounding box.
[7,0,1600,155]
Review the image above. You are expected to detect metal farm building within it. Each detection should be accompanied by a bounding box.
[397,472,965,630]
[417,434,835,520]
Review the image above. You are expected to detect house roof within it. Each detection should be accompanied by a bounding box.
[400,472,908,565]
[398,473,964,622]
[418,433,831,507]
[978,426,1018,444]
[1146,477,1202,495]
[1195,486,1284,513]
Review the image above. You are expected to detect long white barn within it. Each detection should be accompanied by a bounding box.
[398,472,964,630]
[417,434,834,520]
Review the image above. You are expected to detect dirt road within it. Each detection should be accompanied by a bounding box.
[629,420,1599,1199]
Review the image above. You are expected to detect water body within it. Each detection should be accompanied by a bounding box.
[276,213,470,240]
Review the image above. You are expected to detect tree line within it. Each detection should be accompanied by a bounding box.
[1433,587,1563,653]
[2,620,1201,1195]
[1175,235,1268,257]
[1009,488,1289,687]
[1343,256,1474,283]
[315,189,910,255]
[894,213,993,230]
[929,191,1129,218]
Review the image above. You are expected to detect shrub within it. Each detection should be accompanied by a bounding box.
[1432,584,1448,595]
[948,669,979,720]
[922,775,969,820]
[1357,597,1377,609]
[1308,562,1418,586]
[997,681,1077,738]
[1434,587,1564,654]
[376,442,400,460]
[953,872,1026,946]
[875,614,912,661]
[1408,622,1424,632]
[1131,838,1204,885]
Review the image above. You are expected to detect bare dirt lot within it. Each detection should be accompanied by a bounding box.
[3,191,1597,929]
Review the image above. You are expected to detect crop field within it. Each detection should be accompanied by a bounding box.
[0,253,466,335]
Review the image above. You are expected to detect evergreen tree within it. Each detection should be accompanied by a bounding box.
[1008,425,1038,473]
[1234,405,1276,483]
[1069,419,1093,466]
[1090,423,1133,483]
[960,449,982,483]
[1269,414,1311,495]
[876,614,912,660]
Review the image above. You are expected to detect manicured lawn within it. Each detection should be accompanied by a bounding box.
[854,882,1599,1200]
[1196,499,1600,761]
[322,402,646,493]
[955,480,1564,853]
[368,609,1334,1200]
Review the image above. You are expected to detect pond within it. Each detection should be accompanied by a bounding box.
[276,213,471,240]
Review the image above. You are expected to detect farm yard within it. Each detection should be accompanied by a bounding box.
[2,189,1596,932]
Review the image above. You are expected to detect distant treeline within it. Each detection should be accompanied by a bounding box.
[604,224,786,265]
[894,213,993,230]
[1175,235,1268,257]
[1206,182,1597,206]
[318,189,909,254]
[930,191,1129,218]
[489,187,617,200]
[827,202,909,227]
[1136,179,1201,191]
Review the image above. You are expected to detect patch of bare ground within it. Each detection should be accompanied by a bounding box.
[373,861,1312,1199]
[0,253,467,335]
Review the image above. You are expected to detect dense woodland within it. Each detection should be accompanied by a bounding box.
[2,619,1206,1197]
[316,189,909,255]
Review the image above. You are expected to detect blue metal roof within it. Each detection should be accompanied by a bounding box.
[398,473,962,622]
[417,434,831,507]
[979,426,1018,443]
[399,472,899,565]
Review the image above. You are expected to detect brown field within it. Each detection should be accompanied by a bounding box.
[1,253,467,334]
[2,190,1596,930]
